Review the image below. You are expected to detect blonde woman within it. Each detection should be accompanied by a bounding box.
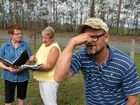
[30,26,61,105]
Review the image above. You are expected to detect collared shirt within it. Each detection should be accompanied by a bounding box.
[0,40,32,82]
[70,45,140,105]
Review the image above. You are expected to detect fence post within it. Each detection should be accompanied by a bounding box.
[130,39,135,61]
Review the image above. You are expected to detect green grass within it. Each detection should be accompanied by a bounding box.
[57,73,84,105]
[135,53,140,77]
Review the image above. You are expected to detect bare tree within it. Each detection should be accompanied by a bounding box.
[90,0,95,17]
[116,0,122,35]
[0,0,7,29]
[0,0,139,36]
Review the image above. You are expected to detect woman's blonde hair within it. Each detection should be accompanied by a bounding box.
[42,26,55,38]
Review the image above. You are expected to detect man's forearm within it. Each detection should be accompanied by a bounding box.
[54,40,76,82]
[126,95,139,105]
[127,100,139,105]
[54,33,91,82]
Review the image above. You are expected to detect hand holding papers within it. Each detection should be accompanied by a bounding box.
[21,64,43,70]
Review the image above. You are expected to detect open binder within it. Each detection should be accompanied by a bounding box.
[0,51,29,68]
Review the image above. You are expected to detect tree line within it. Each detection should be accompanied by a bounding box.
[0,0,139,36]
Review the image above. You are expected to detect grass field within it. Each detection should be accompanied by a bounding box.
[0,35,140,105]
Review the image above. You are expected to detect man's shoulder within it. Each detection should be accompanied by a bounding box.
[111,47,134,65]
[111,47,130,57]
[72,48,88,59]
[75,48,87,54]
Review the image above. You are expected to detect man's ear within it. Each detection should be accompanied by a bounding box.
[105,33,110,43]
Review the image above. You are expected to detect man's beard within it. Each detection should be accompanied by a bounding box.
[87,45,104,58]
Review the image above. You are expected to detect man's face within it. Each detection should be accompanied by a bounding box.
[83,27,109,56]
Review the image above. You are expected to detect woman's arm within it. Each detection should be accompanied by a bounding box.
[40,46,59,71]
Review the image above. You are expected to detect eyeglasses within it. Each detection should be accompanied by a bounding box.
[13,33,22,36]
[90,32,106,42]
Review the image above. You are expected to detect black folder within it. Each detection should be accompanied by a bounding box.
[0,51,29,68]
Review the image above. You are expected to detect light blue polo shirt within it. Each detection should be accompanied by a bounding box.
[0,40,32,82]
[70,45,140,105]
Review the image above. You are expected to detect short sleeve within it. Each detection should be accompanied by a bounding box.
[70,52,82,75]
[122,63,140,95]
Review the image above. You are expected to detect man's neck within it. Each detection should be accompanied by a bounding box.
[93,47,109,65]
